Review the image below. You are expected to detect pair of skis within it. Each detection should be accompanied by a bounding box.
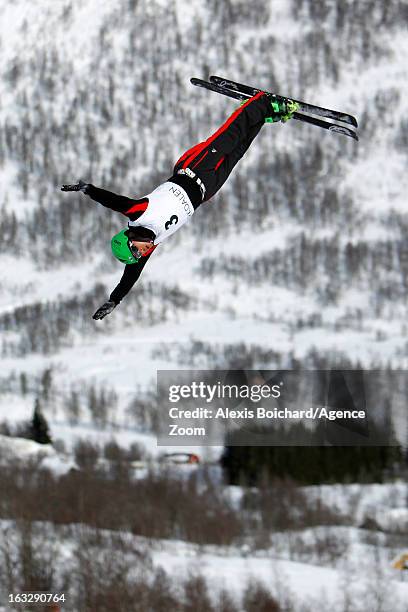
[191,76,359,141]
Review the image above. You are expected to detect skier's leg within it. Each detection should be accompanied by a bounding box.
[202,122,265,200]
[205,92,271,156]
[173,92,271,173]
[190,96,270,201]
[174,142,203,171]
[204,94,297,196]
[176,92,270,172]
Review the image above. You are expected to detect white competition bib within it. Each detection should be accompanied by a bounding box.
[128,182,195,244]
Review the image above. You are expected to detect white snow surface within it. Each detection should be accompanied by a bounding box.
[1,481,408,611]
[0,3,408,608]
[0,0,407,400]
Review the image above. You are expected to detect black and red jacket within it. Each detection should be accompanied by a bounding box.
[86,172,202,305]
[87,92,271,305]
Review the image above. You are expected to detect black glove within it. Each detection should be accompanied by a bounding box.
[92,300,117,320]
[61,179,89,193]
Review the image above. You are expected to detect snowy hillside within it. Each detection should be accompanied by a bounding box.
[1,480,408,611]
[0,0,407,454]
[2,3,408,610]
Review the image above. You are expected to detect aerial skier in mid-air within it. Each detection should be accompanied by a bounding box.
[62,91,299,319]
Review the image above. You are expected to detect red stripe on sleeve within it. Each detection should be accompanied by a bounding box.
[126,199,149,214]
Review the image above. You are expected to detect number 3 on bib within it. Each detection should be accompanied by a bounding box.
[165,215,179,231]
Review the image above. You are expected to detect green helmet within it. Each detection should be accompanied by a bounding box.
[111,229,140,264]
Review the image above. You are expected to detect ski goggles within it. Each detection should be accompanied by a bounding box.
[128,240,142,262]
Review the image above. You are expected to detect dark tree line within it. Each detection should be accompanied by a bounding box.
[0,460,348,547]
[222,407,403,486]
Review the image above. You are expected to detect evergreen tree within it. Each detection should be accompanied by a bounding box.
[30,398,52,445]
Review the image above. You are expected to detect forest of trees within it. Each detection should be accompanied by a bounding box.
[0,0,407,358]
[221,430,403,486]
[0,282,197,356]
[0,365,161,435]
[0,459,405,611]
[0,1,407,607]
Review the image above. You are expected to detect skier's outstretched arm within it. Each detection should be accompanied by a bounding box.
[61,181,146,218]
[86,184,141,215]
[92,250,155,320]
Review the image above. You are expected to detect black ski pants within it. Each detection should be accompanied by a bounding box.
[173,92,271,204]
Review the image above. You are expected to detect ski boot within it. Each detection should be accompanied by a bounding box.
[265,98,299,123]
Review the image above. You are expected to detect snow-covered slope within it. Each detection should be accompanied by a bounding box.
[0,0,408,441]
[1,482,408,611]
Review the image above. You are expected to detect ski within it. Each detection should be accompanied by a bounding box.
[192,77,247,102]
[210,75,358,128]
[190,78,358,141]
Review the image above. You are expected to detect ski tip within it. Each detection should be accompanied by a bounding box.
[191,77,207,85]
[328,124,359,140]
[190,77,210,89]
